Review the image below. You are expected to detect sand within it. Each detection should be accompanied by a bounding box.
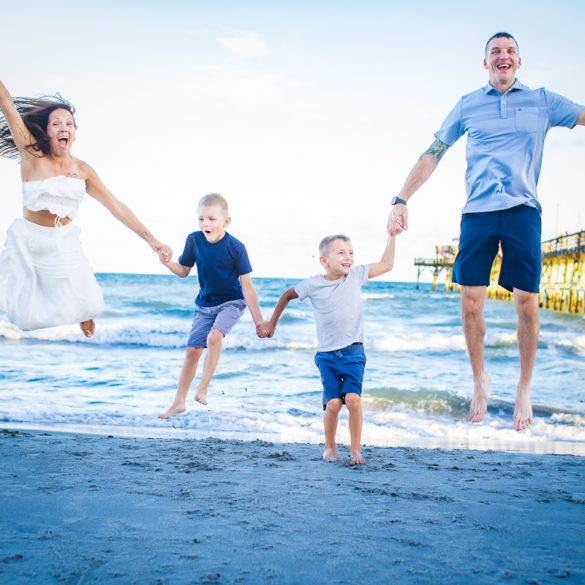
[1,428,584,584]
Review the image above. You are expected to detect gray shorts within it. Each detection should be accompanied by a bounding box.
[187,299,247,348]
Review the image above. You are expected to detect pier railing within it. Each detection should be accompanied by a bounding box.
[541,231,585,257]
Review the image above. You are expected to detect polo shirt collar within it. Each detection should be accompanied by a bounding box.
[484,79,529,95]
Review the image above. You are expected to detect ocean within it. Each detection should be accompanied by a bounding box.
[1,273,584,455]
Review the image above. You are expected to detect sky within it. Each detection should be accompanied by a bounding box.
[1,0,584,281]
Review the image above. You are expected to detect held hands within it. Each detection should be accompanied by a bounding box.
[148,236,172,262]
[387,204,408,236]
[157,245,172,265]
[256,320,275,339]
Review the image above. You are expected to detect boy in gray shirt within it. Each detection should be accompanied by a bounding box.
[257,233,396,465]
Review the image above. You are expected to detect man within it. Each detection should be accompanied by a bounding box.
[388,32,585,430]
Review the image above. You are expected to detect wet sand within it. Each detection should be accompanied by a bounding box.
[1,429,584,584]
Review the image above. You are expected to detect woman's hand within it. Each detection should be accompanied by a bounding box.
[153,242,172,263]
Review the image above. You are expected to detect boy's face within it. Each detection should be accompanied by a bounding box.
[198,204,231,243]
[320,238,354,279]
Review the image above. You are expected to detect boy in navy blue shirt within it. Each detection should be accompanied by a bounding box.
[158,193,264,418]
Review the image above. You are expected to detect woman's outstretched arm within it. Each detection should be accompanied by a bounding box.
[0,80,34,155]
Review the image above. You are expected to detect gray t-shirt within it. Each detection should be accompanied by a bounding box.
[294,264,369,352]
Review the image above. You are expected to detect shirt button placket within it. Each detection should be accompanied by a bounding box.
[500,95,507,119]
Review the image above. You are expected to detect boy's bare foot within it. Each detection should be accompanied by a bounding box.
[158,402,186,419]
[514,384,533,431]
[323,447,340,462]
[80,319,95,338]
[195,391,208,406]
[468,372,491,423]
[349,449,365,466]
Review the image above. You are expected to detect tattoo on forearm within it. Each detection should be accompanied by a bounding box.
[136,229,149,241]
[420,138,449,163]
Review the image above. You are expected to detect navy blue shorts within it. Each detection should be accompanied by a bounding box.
[453,205,542,293]
[314,343,366,410]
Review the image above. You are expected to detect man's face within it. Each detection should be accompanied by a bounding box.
[484,36,521,88]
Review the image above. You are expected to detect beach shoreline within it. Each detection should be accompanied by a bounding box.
[4,420,585,457]
[1,428,584,584]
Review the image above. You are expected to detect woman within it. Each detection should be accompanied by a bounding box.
[0,81,171,337]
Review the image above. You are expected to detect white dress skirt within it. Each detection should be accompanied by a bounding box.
[0,218,104,330]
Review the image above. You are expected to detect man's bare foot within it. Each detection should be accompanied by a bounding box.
[349,449,365,466]
[468,372,491,423]
[195,391,208,406]
[80,319,95,338]
[323,447,340,462]
[158,402,186,419]
[514,384,533,431]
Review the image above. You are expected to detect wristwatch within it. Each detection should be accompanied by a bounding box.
[391,196,407,206]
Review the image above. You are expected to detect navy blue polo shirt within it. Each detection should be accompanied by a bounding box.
[178,231,252,307]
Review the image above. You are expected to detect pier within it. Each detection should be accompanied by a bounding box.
[540,231,585,313]
[417,230,585,313]
[413,243,457,291]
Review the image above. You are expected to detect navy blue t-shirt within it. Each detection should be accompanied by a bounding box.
[178,231,252,307]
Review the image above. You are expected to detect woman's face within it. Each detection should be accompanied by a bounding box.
[46,108,76,155]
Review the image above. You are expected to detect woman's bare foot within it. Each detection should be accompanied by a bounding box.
[349,449,365,466]
[323,447,340,462]
[158,402,186,419]
[468,372,491,423]
[514,384,533,431]
[80,319,96,338]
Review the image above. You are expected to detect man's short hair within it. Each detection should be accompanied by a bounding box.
[485,32,518,56]
[198,193,229,216]
[319,234,351,256]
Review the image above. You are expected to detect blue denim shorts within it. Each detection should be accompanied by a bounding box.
[453,205,542,293]
[314,343,366,410]
[187,299,246,347]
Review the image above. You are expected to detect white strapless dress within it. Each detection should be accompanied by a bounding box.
[0,176,104,331]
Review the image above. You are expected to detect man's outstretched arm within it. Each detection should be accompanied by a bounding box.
[387,138,450,235]
[576,108,585,126]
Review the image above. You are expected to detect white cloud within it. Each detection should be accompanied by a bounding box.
[220,32,269,59]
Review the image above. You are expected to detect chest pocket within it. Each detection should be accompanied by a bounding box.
[515,107,539,132]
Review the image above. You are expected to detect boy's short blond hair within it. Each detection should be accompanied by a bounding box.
[198,193,229,216]
[319,234,351,256]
